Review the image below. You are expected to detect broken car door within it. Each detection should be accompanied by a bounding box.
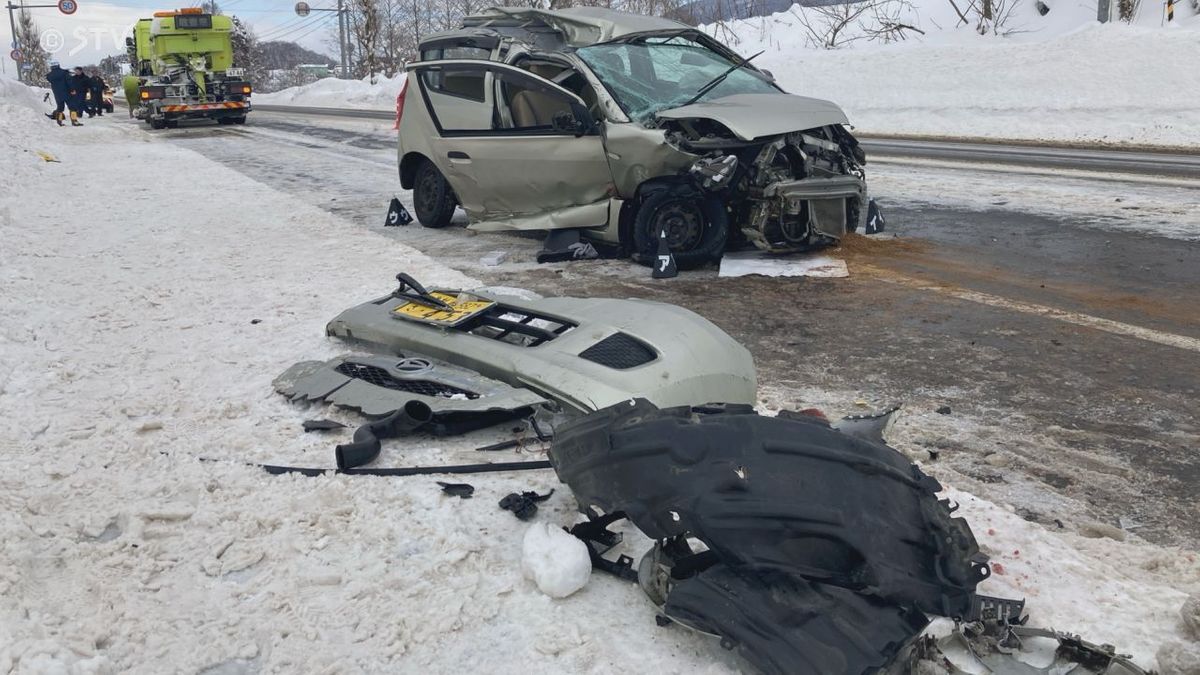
[408,60,613,230]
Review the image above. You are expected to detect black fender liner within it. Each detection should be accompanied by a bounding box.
[664,565,929,675]
[549,399,989,617]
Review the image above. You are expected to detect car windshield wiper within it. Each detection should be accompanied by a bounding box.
[680,50,765,108]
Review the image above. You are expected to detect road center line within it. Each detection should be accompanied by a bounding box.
[865,266,1200,353]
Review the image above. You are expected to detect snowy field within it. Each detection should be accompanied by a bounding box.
[256,2,1200,148]
[2,78,1199,673]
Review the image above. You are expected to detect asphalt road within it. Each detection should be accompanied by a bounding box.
[159,110,1200,549]
[252,103,1200,179]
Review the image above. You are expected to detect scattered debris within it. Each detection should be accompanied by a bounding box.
[36,151,60,163]
[718,251,849,278]
[522,522,592,599]
[550,399,992,673]
[567,511,639,582]
[537,229,599,263]
[275,353,547,418]
[301,419,346,432]
[436,481,475,498]
[335,401,432,470]
[250,318,262,325]
[911,621,1149,674]
[499,489,554,521]
[479,250,508,266]
[936,405,952,415]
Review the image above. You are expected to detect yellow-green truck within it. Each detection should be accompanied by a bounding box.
[123,9,252,128]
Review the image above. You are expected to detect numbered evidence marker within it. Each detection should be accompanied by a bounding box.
[652,229,678,279]
[385,197,412,227]
[865,198,886,235]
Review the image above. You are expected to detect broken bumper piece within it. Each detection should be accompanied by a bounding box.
[324,287,757,413]
[274,354,549,417]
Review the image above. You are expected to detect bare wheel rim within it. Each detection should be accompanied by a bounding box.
[653,201,705,252]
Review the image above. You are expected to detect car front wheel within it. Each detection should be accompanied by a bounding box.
[413,159,457,229]
[633,188,728,270]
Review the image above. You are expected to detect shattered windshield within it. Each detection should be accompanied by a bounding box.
[578,35,778,123]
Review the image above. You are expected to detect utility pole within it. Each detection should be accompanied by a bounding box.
[7,2,23,83]
[295,1,349,78]
[337,0,347,78]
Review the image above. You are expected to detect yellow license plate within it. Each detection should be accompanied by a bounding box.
[391,291,495,327]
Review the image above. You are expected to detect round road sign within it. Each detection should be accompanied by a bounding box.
[294,1,310,16]
[9,49,21,61]
[57,0,78,15]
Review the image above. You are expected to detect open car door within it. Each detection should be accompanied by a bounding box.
[407,59,613,231]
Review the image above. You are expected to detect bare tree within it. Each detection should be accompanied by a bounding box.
[15,9,50,83]
[346,0,383,78]
[788,0,919,49]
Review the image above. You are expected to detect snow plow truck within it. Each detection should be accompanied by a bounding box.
[123,8,251,128]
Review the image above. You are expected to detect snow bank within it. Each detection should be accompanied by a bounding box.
[522,523,592,598]
[256,72,406,109]
[0,78,48,113]
[0,91,1198,673]
[718,21,1200,146]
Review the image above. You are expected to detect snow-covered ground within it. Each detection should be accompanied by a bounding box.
[2,79,1199,674]
[256,3,1200,147]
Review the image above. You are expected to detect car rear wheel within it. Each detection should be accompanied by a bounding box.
[633,188,728,270]
[413,159,457,229]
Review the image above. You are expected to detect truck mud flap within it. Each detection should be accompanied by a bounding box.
[664,565,928,675]
[548,399,990,617]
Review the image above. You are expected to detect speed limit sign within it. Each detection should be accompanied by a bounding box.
[57,0,78,15]
[9,49,21,61]
[294,1,310,16]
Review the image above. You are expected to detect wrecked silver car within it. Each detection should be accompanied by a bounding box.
[397,7,867,269]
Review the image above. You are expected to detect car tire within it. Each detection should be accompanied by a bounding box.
[633,187,728,270]
[413,159,457,229]
[149,117,166,130]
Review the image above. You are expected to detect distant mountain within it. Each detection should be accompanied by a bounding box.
[257,41,335,70]
[674,0,846,24]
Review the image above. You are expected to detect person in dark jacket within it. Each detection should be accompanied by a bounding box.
[66,66,88,126]
[87,71,106,117]
[44,61,69,126]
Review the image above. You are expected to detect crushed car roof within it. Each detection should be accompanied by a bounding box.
[462,6,689,47]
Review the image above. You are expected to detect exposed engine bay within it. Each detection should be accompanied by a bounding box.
[663,117,868,253]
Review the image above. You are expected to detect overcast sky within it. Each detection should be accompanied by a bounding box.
[1,0,339,76]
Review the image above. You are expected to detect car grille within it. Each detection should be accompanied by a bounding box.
[335,361,479,399]
[579,333,657,370]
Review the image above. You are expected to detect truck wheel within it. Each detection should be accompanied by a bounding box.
[413,159,457,229]
[233,116,246,125]
[149,118,166,130]
[633,188,728,270]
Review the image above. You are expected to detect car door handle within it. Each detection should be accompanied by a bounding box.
[447,151,470,160]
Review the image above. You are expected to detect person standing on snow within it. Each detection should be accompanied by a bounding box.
[66,66,89,126]
[44,61,70,126]
[88,71,107,117]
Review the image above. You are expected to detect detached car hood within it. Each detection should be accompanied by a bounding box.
[657,93,850,141]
